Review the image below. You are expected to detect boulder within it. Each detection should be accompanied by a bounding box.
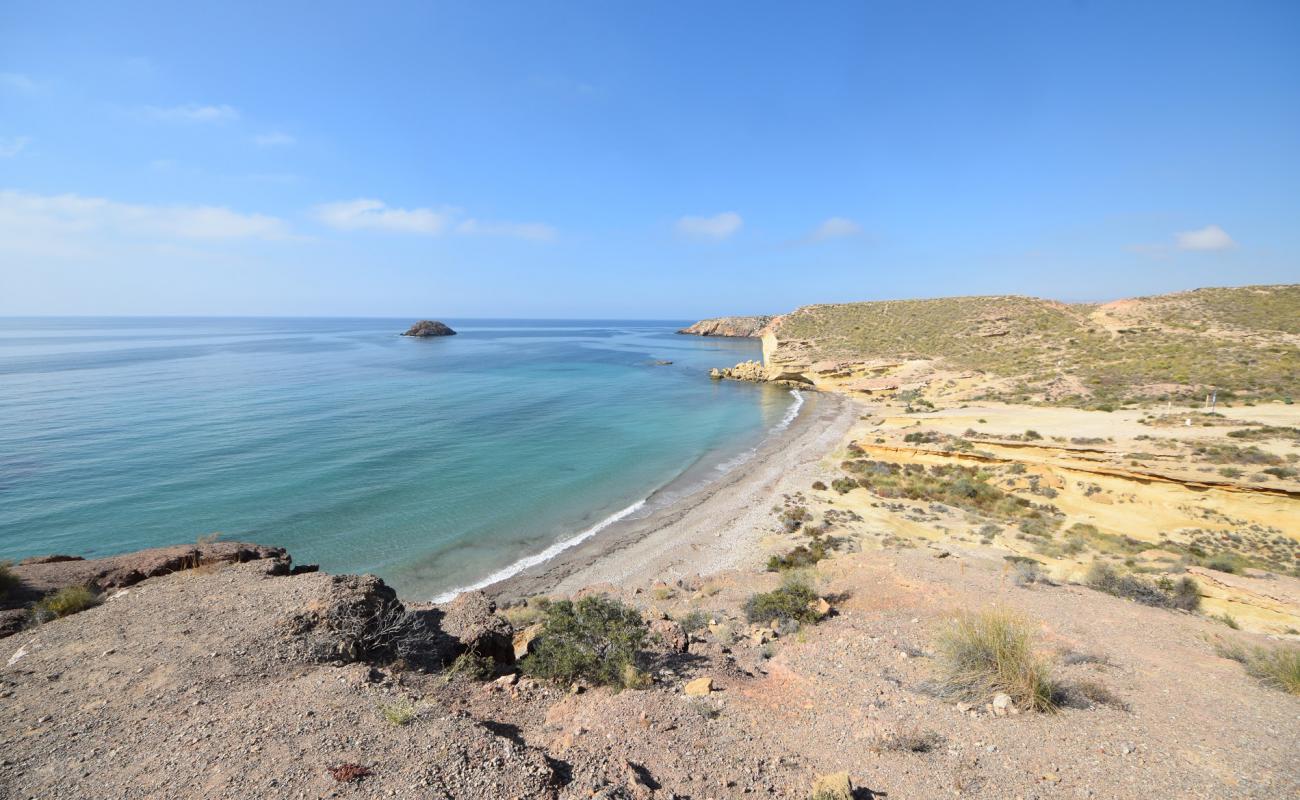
[684,676,713,696]
[440,591,515,665]
[514,622,544,661]
[648,618,688,653]
[401,320,456,337]
[992,692,1014,716]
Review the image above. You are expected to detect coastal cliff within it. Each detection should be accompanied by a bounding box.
[677,315,772,338]
[705,284,1300,407]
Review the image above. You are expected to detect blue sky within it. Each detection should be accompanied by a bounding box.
[2,1,1297,317]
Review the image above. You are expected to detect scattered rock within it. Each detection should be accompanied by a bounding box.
[992,693,1013,717]
[684,676,714,696]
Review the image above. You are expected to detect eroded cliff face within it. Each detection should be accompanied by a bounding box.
[677,315,773,338]
[707,315,944,396]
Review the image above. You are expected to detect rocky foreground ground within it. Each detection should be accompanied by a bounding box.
[2,527,1297,799]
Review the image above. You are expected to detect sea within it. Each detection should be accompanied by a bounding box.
[0,318,800,600]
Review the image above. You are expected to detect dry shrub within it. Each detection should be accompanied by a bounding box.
[932,608,1057,712]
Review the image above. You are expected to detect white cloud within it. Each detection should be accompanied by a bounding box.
[253,131,296,148]
[0,189,292,241]
[676,211,743,240]
[456,218,557,241]
[809,216,862,241]
[314,199,453,235]
[0,136,31,158]
[1175,224,1234,251]
[145,103,240,123]
[315,198,556,240]
[0,72,42,93]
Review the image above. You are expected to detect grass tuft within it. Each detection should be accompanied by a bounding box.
[377,698,417,726]
[32,586,99,622]
[1214,639,1300,695]
[931,608,1057,713]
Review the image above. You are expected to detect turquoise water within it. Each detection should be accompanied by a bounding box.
[0,318,796,598]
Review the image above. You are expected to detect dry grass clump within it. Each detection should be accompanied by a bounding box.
[32,586,99,622]
[1214,639,1300,695]
[931,608,1057,713]
[500,596,551,628]
[445,648,494,680]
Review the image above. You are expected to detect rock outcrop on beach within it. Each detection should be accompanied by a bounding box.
[401,320,457,337]
[677,315,772,338]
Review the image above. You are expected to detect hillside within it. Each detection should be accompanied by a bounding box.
[732,285,1299,407]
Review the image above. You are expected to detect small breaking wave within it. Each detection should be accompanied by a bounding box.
[430,498,648,603]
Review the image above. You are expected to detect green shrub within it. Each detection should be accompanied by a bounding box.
[32,586,99,622]
[931,608,1057,712]
[520,595,646,688]
[1204,555,1239,574]
[1085,562,1200,611]
[743,576,822,626]
[1214,640,1300,695]
[811,480,828,490]
[830,477,857,494]
[767,536,839,571]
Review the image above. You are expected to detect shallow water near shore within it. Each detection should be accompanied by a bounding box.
[0,318,795,598]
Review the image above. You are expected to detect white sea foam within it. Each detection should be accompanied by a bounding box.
[432,389,805,603]
[430,498,648,603]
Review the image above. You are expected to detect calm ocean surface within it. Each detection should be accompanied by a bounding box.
[0,318,796,599]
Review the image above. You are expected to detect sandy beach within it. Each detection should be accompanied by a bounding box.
[487,389,862,599]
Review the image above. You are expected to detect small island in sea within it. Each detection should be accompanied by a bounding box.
[401,320,457,337]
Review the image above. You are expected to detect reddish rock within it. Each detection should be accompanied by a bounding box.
[1,541,289,639]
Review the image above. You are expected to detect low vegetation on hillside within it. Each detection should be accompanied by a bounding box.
[770,285,1300,406]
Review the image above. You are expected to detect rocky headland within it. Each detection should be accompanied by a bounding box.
[677,315,772,338]
[402,320,457,337]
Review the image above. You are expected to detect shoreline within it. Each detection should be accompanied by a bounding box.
[484,388,861,600]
